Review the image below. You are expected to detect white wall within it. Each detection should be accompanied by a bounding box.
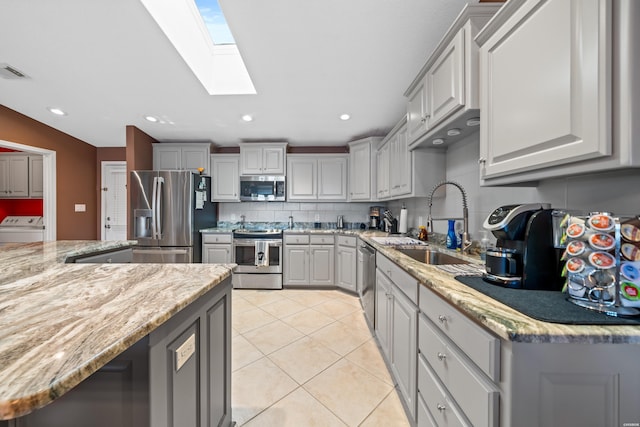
[388,132,640,242]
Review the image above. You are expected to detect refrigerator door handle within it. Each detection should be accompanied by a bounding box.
[151,177,158,239]
[155,177,164,239]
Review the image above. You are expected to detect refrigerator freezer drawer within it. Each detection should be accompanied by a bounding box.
[132,247,193,263]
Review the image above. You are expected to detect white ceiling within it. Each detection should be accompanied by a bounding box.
[0,0,475,148]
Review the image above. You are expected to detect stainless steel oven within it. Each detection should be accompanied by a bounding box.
[232,229,283,289]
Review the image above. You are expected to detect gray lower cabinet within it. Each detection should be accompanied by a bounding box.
[375,253,418,422]
[283,234,334,287]
[149,280,231,427]
[336,236,357,293]
[202,233,232,264]
[70,247,133,263]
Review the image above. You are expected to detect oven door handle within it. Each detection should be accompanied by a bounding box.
[233,240,282,247]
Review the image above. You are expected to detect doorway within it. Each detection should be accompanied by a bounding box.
[101,161,127,240]
[0,139,56,241]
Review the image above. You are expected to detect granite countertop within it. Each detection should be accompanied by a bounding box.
[355,232,640,345]
[0,241,235,420]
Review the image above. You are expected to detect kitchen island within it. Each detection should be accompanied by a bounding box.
[0,241,235,427]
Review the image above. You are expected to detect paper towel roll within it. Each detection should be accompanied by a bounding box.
[399,208,408,233]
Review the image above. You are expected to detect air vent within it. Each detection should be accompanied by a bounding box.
[0,64,29,79]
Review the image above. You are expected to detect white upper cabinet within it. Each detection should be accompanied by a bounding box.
[210,154,239,201]
[0,154,30,198]
[287,155,348,202]
[476,0,640,184]
[405,4,500,149]
[348,137,381,201]
[153,143,211,173]
[29,156,43,198]
[239,143,287,175]
[377,118,446,201]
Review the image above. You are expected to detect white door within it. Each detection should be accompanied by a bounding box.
[101,161,127,241]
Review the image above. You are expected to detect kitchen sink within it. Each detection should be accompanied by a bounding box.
[396,248,470,265]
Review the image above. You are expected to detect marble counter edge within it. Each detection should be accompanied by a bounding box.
[360,235,640,345]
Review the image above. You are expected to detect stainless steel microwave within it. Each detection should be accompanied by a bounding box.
[239,175,286,201]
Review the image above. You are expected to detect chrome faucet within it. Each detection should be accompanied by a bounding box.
[427,180,472,254]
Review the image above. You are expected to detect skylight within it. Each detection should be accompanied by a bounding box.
[194,0,235,45]
[140,0,255,95]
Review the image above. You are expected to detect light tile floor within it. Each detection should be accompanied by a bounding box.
[232,288,411,427]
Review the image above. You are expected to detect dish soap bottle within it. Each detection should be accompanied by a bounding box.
[446,220,457,249]
[418,225,428,241]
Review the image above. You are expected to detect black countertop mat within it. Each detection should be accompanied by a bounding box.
[454,276,640,325]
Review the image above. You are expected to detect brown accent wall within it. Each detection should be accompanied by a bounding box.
[96,147,126,238]
[125,126,156,239]
[0,105,98,239]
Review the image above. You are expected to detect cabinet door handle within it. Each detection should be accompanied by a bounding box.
[436,403,446,412]
[437,352,446,361]
[478,158,486,164]
[438,315,447,323]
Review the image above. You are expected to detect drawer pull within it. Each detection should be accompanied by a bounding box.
[438,315,447,323]
[436,403,446,412]
[437,352,447,361]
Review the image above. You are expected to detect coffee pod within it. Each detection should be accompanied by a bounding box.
[587,213,615,232]
[588,233,615,251]
[621,243,640,261]
[565,222,588,240]
[564,240,589,258]
[621,282,640,302]
[621,262,640,282]
[565,257,586,274]
[621,222,640,242]
[588,251,616,269]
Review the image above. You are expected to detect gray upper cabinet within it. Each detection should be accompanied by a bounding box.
[405,4,500,149]
[153,143,211,174]
[0,153,41,198]
[287,154,348,202]
[476,0,640,184]
[210,154,239,201]
[348,137,381,201]
[239,142,287,175]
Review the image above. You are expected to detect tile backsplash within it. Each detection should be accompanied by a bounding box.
[218,201,374,228]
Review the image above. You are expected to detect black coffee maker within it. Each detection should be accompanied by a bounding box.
[482,203,563,290]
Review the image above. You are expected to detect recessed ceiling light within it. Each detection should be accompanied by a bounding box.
[447,128,461,136]
[241,114,253,122]
[339,114,350,121]
[466,117,481,126]
[48,107,67,116]
[144,115,159,123]
[432,138,445,145]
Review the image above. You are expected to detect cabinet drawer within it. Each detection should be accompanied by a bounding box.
[419,315,499,427]
[336,235,356,247]
[203,234,232,244]
[310,235,334,245]
[284,234,309,245]
[417,354,469,427]
[419,285,499,381]
[377,253,418,304]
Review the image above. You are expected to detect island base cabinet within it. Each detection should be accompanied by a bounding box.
[9,338,150,427]
[149,278,232,427]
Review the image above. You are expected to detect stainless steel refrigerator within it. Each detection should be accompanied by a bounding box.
[130,170,217,263]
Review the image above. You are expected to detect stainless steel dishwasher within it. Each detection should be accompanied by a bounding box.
[359,241,376,330]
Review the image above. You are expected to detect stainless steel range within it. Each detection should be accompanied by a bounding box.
[232,229,283,289]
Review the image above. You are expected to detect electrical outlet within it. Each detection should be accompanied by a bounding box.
[175,334,196,371]
[74,204,86,212]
